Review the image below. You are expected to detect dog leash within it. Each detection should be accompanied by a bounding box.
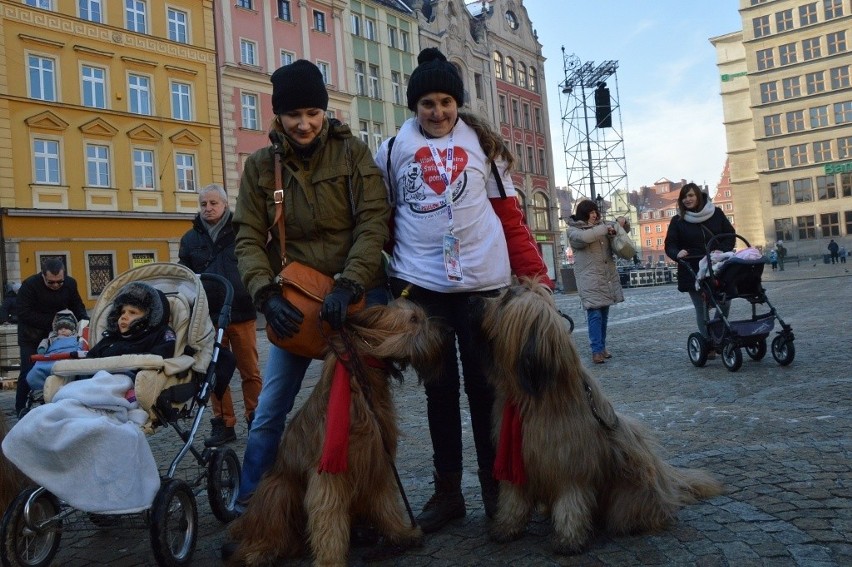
[336,329,418,528]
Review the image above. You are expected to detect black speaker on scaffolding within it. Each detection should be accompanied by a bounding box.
[594,82,612,128]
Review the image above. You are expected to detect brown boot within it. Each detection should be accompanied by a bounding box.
[478,469,499,519]
[416,471,465,533]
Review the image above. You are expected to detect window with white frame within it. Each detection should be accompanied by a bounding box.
[132,148,155,189]
[354,61,366,96]
[128,74,151,115]
[830,65,850,89]
[824,0,843,19]
[28,54,56,102]
[789,143,808,166]
[240,39,258,66]
[368,65,380,99]
[505,56,515,83]
[752,15,770,38]
[365,18,376,40]
[313,10,326,32]
[400,30,409,51]
[79,0,102,22]
[532,193,549,230]
[391,71,401,105]
[85,143,110,187]
[241,93,258,130]
[171,82,191,120]
[81,65,107,108]
[799,2,818,25]
[806,71,826,94]
[388,25,398,48]
[802,37,821,60]
[810,105,829,128]
[827,30,847,54]
[33,138,60,184]
[372,123,383,151]
[317,61,330,85]
[351,14,361,36]
[493,52,504,80]
[167,8,188,44]
[175,153,196,192]
[474,73,483,100]
[236,0,253,8]
[779,42,797,65]
[775,9,793,31]
[278,0,291,21]
[25,0,52,8]
[813,140,832,162]
[125,0,147,34]
[280,51,295,67]
[528,66,537,92]
[517,62,527,88]
[358,121,369,146]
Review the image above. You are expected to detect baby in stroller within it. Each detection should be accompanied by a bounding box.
[25,309,87,391]
[3,281,176,514]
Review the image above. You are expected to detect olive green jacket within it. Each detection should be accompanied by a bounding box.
[233,120,390,304]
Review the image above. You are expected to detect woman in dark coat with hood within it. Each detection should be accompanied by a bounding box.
[664,183,735,347]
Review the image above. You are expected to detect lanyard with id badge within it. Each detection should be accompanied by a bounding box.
[424,131,463,282]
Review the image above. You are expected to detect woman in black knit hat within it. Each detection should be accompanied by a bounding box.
[229,59,391,520]
[375,47,553,533]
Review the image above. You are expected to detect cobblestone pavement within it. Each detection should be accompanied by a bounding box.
[1,262,850,566]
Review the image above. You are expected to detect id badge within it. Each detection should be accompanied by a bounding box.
[443,233,463,282]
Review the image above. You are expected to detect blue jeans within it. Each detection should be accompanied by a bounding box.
[237,286,390,504]
[586,306,609,354]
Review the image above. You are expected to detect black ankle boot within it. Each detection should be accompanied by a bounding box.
[205,416,236,447]
[478,469,499,519]
[416,471,465,533]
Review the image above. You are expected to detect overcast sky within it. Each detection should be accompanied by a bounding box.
[522,1,743,194]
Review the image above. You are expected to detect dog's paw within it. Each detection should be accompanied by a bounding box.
[489,523,525,544]
[550,534,588,556]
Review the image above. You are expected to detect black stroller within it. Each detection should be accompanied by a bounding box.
[680,234,795,372]
[0,263,241,567]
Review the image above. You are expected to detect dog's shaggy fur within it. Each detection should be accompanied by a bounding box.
[228,298,444,566]
[472,279,724,554]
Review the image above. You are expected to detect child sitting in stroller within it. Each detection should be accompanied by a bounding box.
[25,309,88,391]
[2,281,177,514]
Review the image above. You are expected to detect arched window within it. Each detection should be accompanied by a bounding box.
[505,56,515,84]
[493,51,503,80]
[532,192,550,231]
[517,62,527,88]
[528,66,537,93]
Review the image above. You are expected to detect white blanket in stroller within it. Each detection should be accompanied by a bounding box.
[695,247,764,289]
[1,371,160,514]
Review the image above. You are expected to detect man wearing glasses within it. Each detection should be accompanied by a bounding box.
[14,258,87,416]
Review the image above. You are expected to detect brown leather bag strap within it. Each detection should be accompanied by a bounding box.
[273,152,287,265]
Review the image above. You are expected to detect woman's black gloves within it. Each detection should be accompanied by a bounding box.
[321,286,355,330]
[262,295,304,338]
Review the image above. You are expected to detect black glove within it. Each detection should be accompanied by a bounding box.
[320,286,355,330]
[263,295,304,339]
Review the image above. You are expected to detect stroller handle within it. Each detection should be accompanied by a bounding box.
[198,273,234,330]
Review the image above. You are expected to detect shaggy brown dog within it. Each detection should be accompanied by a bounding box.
[0,412,28,512]
[228,298,444,566]
[472,279,724,554]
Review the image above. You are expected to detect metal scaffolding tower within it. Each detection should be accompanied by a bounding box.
[558,48,628,207]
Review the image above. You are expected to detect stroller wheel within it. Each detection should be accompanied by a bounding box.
[721,343,743,372]
[745,340,767,361]
[771,336,795,366]
[149,479,197,567]
[687,333,709,367]
[0,487,62,567]
[207,447,241,523]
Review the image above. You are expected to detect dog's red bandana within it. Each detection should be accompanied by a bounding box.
[494,400,526,485]
[318,356,386,474]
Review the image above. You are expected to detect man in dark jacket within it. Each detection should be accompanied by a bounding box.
[179,184,262,447]
[15,258,88,415]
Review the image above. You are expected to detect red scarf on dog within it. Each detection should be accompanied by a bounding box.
[493,400,526,484]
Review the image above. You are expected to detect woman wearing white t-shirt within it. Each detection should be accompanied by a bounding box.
[375,48,552,534]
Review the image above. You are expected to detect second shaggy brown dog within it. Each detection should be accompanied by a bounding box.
[472,279,724,554]
[228,298,444,566]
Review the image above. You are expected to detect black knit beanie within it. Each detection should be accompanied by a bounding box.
[271,60,328,114]
[407,47,465,111]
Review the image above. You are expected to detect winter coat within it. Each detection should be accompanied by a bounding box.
[567,218,624,310]
[16,273,88,346]
[664,207,735,292]
[179,212,256,324]
[233,119,390,304]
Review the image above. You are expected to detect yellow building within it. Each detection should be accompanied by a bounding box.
[713,0,852,257]
[0,0,220,307]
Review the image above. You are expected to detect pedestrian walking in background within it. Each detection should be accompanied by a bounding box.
[14,258,87,416]
[776,241,787,271]
[828,239,839,264]
[768,248,778,271]
[179,183,262,448]
[664,183,735,356]
[567,199,628,364]
[840,245,847,264]
[375,47,552,533]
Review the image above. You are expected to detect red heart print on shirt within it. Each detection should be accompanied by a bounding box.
[414,146,469,195]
